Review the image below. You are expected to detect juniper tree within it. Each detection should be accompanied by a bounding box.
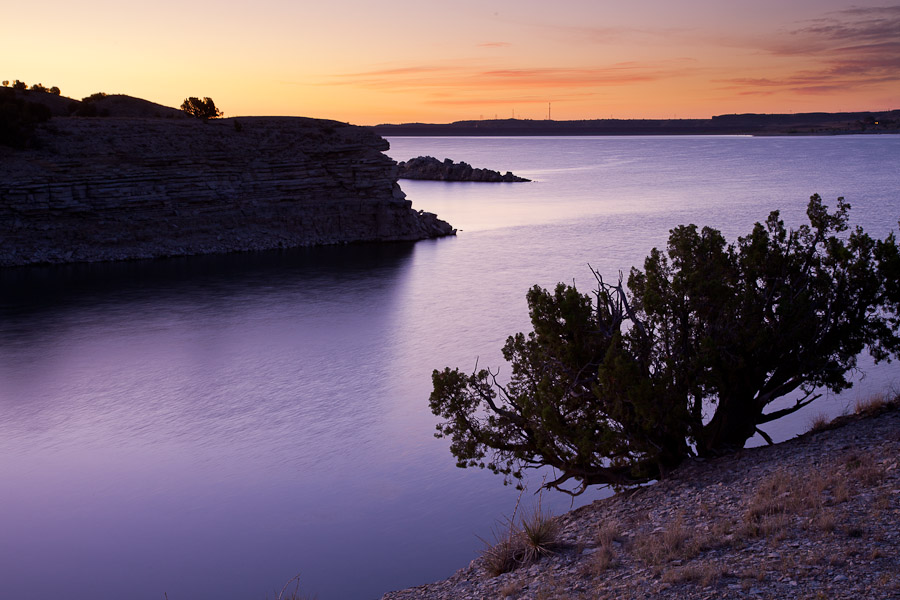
[180,96,223,120]
[429,195,900,494]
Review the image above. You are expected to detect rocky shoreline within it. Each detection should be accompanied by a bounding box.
[382,400,900,599]
[1,113,454,267]
[398,156,530,182]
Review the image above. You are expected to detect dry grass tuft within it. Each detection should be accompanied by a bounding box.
[272,574,316,600]
[520,503,561,562]
[499,579,525,598]
[843,452,885,486]
[814,510,836,533]
[807,412,832,433]
[632,513,701,565]
[832,477,850,503]
[854,393,897,417]
[735,447,891,545]
[480,489,527,577]
[777,553,798,574]
[480,490,561,577]
[597,520,620,548]
[661,513,692,554]
[806,391,898,433]
[481,520,527,577]
[739,466,837,539]
[588,545,616,575]
[743,469,793,528]
[739,566,769,582]
[583,520,621,576]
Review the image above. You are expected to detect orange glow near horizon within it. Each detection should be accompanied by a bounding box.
[4,1,899,125]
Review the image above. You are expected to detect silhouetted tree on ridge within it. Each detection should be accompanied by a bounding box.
[180,96,223,120]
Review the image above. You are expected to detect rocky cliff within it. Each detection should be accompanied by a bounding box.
[0,116,454,267]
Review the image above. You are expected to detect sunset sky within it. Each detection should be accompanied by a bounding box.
[4,1,899,125]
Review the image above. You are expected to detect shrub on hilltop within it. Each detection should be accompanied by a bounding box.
[2,80,61,95]
[180,96,223,120]
[74,92,110,117]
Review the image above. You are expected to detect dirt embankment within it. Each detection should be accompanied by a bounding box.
[383,400,900,600]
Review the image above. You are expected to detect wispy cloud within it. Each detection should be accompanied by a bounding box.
[474,64,670,86]
[329,60,693,102]
[723,5,900,95]
[772,5,900,54]
[425,89,601,107]
[724,74,862,96]
[478,42,511,48]
[532,22,685,46]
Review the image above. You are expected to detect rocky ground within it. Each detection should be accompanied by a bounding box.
[382,398,900,600]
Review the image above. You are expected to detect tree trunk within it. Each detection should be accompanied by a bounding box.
[698,396,761,456]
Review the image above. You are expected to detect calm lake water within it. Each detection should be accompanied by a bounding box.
[1,135,898,600]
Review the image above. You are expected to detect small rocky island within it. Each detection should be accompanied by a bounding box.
[397,156,530,182]
[0,91,455,267]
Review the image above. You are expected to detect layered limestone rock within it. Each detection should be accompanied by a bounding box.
[0,116,454,266]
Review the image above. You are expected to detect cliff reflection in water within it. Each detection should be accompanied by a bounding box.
[0,242,418,315]
[0,241,419,443]
[0,241,456,600]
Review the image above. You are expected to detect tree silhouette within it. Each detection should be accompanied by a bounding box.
[180,97,223,120]
[430,195,900,494]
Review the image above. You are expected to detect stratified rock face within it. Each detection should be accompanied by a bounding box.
[398,156,530,182]
[0,117,454,267]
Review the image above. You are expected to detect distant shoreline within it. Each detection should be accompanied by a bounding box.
[374,110,900,137]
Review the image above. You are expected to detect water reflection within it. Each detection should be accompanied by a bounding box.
[2,135,898,600]
[0,242,449,600]
[0,242,419,313]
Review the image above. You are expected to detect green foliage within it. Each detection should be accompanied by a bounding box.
[631,196,900,454]
[180,96,223,120]
[430,277,690,493]
[430,195,900,494]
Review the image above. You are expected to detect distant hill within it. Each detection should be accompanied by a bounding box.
[83,94,186,118]
[5,88,187,118]
[374,110,900,136]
